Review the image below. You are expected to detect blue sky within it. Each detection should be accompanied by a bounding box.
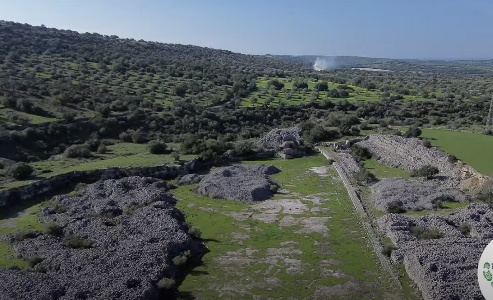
[0,0,492,59]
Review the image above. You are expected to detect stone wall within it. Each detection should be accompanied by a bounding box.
[0,158,207,208]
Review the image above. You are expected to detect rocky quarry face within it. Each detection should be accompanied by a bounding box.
[378,203,493,300]
[197,164,281,201]
[0,176,205,300]
[257,127,306,159]
[356,134,486,190]
[372,178,470,211]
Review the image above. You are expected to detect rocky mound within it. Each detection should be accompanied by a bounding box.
[356,134,485,189]
[334,152,361,174]
[0,176,205,300]
[198,164,280,201]
[377,203,493,300]
[371,178,470,211]
[257,127,306,159]
[178,173,204,185]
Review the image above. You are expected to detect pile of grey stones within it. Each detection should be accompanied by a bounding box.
[378,203,493,300]
[372,178,470,211]
[0,176,205,300]
[197,164,281,201]
[257,127,306,159]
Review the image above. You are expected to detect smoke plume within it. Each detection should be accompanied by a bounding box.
[313,57,336,71]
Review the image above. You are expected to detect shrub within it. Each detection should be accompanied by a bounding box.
[188,226,202,239]
[422,139,432,148]
[403,126,422,138]
[410,225,442,240]
[351,145,372,161]
[447,154,458,163]
[170,151,180,162]
[96,144,107,154]
[148,140,168,154]
[131,130,145,144]
[6,162,33,180]
[459,223,471,237]
[156,277,175,290]
[13,230,39,241]
[64,235,93,249]
[27,256,43,268]
[45,224,64,237]
[119,132,131,142]
[354,169,378,184]
[172,250,190,266]
[381,243,397,257]
[386,202,406,213]
[63,144,92,158]
[411,165,439,179]
[84,139,101,151]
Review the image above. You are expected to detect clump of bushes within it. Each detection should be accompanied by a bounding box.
[354,169,378,184]
[156,277,176,290]
[351,145,372,162]
[459,223,471,237]
[410,225,442,240]
[381,243,397,257]
[403,126,422,138]
[45,224,64,237]
[13,230,39,241]
[411,165,439,179]
[27,256,43,268]
[148,140,168,154]
[188,226,202,239]
[386,202,406,213]
[64,235,93,249]
[63,144,92,158]
[6,162,34,180]
[172,250,190,266]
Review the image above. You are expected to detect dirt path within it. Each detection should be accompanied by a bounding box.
[317,147,402,290]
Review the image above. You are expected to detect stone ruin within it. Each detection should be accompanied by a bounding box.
[257,127,306,159]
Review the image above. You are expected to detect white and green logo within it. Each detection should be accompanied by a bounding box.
[479,241,493,299]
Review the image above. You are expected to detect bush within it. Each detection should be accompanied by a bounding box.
[411,165,439,179]
[84,139,101,151]
[386,202,406,213]
[381,243,397,257]
[403,126,422,138]
[156,277,175,290]
[13,230,39,241]
[131,130,145,143]
[45,224,64,237]
[63,144,92,158]
[96,144,107,154]
[6,162,33,180]
[170,151,180,162]
[351,145,372,161]
[64,235,93,249]
[354,169,378,184]
[148,140,168,154]
[27,256,43,268]
[188,226,202,239]
[172,250,190,266]
[410,225,442,240]
[459,223,471,237]
[447,154,458,163]
[119,132,131,142]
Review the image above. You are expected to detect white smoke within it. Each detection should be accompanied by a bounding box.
[313,57,336,71]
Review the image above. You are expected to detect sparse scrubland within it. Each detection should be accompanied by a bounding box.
[2,20,493,300]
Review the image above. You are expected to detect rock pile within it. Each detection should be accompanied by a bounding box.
[334,152,361,174]
[356,134,485,189]
[257,127,306,159]
[198,164,281,201]
[371,178,470,211]
[0,176,205,300]
[377,203,493,300]
[178,173,204,185]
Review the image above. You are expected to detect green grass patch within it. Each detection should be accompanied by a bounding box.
[363,158,411,178]
[421,129,493,175]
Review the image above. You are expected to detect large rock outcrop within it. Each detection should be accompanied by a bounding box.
[257,127,306,159]
[197,164,280,201]
[0,176,205,300]
[378,203,493,300]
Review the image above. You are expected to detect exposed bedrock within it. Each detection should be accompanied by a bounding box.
[0,176,205,300]
[378,203,493,300]
[197,164,281,201]
[257,127,306,159]
[371,178,470,211]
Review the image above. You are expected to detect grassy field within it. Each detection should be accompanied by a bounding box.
[364,158,411,179]
[421,129,493,175]
[174,155,418,299]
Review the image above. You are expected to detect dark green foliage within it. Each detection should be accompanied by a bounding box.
[410,225,442,240]
[303,124,339,144]
[354,169,378,184]
[351,145,372,162]
[188,226,202,238]
[27,256,43,268]
[171,151,180,162]
[6,162,34,180]
[386,202,406,213]
[84,139,101,152]
[148,140,168,154]
[403,126,422,138]
[459,223,471,237]
[315,82,328,91]
[381,243,397,257]
[63,144,92,158]
[447,154,458,163]
[45,224,64,237]
[64,235,94,249]
[96,144,107,154]
[267,79,284,90]
[411,165,439,179]
[13,230,39,241]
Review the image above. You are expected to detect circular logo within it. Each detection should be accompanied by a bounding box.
[479,241,493,299]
